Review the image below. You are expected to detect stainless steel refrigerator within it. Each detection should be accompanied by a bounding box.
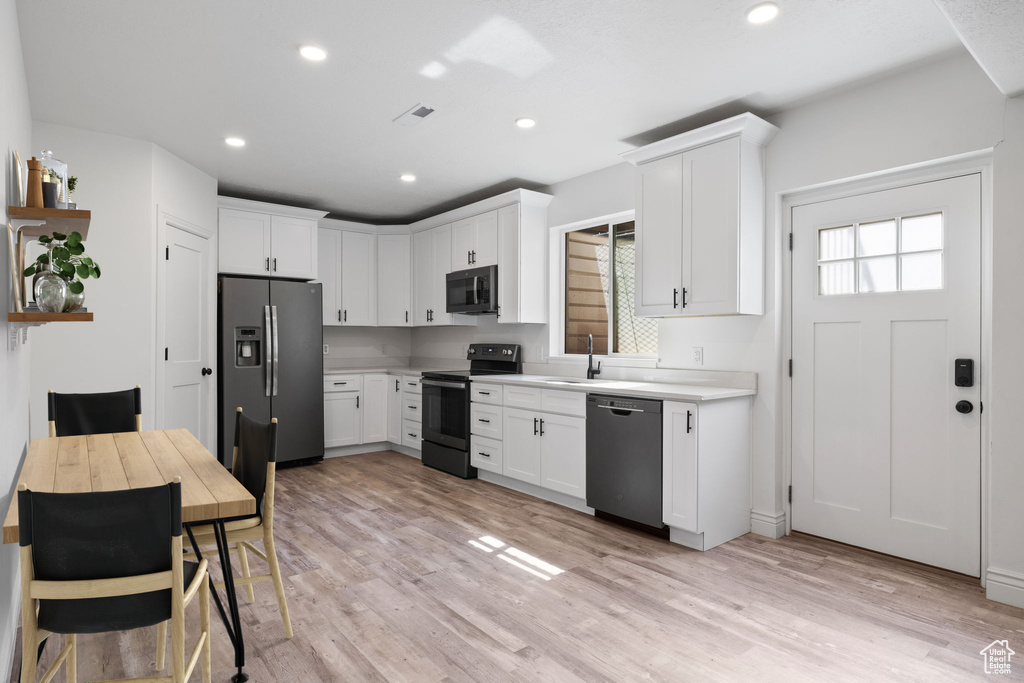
[218,276,324,467]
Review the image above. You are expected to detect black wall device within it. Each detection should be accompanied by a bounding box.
[955,358,974,387]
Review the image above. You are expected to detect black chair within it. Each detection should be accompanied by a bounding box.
[185,408,293,638]
[47,385,142,437]
[17,478,211,683]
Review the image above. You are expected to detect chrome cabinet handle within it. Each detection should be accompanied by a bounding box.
[271,306,279,396]
[264,306,273,397]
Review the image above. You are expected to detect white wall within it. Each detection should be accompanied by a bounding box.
[0,0,33,675]
[324,326,413,369]
[26,126,216,440]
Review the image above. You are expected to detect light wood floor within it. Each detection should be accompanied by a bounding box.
[12,450,1024,682]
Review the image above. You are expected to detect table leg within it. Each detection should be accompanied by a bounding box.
[186,522,248,683]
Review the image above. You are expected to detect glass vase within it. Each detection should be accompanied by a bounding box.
[63,286,85,313]
[35,273,68,313]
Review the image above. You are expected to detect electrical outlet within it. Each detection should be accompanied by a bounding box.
[692,346,703,366]
[323,344,329,356]
[380,344,387,355]
[535,345,545,362]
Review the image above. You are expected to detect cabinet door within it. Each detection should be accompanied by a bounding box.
[270,215,318,280]
[318,228,341,325]
[387,376,403,443]
[412,229,434,325]
[503,408,541,485]
[539,413,586,498]
[635,154,683,316]
[431,225,454,325]
[663,401,698,531]
[472,210,499,267]
[452,217,475,270]
[340,231,376,326]
[377,234,411,326]
[497,204,520,323]
[219,208,272,276]
[324,392,360,447]
[681,137,740,316]
[362,374,388,443]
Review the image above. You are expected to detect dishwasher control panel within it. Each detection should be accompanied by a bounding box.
[587,394,662,413]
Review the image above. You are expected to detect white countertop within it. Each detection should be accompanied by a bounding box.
[323,367,459,377]
[465,374,755,402]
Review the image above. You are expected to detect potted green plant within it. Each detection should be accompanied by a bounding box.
[22,231,101,312]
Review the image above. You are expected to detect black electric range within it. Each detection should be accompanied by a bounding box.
[421,343,522,478]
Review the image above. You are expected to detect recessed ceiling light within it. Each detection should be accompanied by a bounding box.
[746,2,779,24]
[516,117,536,129]
[400,174,416,182]
[299,45,327,61]
[225,137,246,147]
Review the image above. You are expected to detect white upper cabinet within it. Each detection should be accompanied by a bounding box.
[317,228,341,325]
[377,234,411,326]
[217,198,325,280]
[622,113,778,317]
[218,208,272,277]
[412,229,434,326]
[452,210,498,269]
[431,224,455,325]
[340,231,376,326]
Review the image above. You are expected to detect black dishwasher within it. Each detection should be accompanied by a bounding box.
[586,394,664,528]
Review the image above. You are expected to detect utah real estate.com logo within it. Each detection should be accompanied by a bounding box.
[980,640,1014,675]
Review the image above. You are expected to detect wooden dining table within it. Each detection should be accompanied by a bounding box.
[4,429,257,682]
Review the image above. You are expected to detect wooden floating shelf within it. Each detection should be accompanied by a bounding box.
[8,311,94,323]
[7,206,91,240]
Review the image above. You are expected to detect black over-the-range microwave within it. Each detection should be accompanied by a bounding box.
[446,265,497,315]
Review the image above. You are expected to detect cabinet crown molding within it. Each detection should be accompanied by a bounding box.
[408,188,553,234]
[217,196,329,220]
[621,112,780,166]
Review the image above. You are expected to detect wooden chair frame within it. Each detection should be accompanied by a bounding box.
[18,478,211,683]
[184,411,292,639]
[47,384,143,437]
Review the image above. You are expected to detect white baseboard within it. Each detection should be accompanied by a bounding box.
[2,578,19,683]
[986,567,1024,608]
[750,509,786,539]
[477,471,593,515]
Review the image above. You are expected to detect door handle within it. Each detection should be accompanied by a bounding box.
[955,400,974,414]
[201,367,212,376]
[271,305,280,396]
[264,306,273,397]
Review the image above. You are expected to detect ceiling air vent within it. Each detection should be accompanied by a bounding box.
[393,103,436,127]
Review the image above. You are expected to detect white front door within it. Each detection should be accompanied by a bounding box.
[160,222,214,451]
[791,173,982,576]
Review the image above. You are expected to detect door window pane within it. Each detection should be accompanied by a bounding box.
[857,220,896,257]
[819,261,855,295]
[858,257,898,293]
[901,252,943,290]
[819,225,854,261]
[901,213,943,252]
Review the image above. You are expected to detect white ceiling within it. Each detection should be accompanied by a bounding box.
[933,0,1024,97]
[16,0,965,223]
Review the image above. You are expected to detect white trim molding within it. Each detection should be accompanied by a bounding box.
[621,112,779,165]
[217,195,329,220]
[985,567,1024,608]
[750,510,787,539]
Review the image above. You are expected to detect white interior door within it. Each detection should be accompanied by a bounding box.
[792,173,982,576]
[160,221,214,451]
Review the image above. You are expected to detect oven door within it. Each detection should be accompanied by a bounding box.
[421,378,470,450]
[446,266,497,314]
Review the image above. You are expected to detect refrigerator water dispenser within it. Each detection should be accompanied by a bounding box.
[235,327,261,367]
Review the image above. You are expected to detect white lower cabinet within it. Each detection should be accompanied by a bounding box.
[387,376,403,443]
[662,398,751,550]
[500,406,585,496]
[402,420,422,449]
[470,403,503,441]
[471,435,503,474]
[537,413,586,498]
[361,374,388,443]
[324,391,360,447]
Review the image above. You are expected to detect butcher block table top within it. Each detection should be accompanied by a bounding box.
[3,429,256,544]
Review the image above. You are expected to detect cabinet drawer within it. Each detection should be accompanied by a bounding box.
[402,420,422,449]
[502,384,542,410]
[402,375,421,395]
[471,404,503,440]
[324,375,363,393]
[541,389,586,417]
[403,395,422,422]
[471,435,503,474]
[471,382,502,405]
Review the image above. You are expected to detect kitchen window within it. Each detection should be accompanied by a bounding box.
[555,215,658,359]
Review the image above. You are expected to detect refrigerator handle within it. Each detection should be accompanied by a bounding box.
[271,305,280,397]
[264,305,273,397]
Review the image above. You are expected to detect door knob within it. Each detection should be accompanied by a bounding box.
[955,400,973,414]
[201,367,212,376]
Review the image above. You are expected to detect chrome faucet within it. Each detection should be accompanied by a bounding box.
[587,334,602,380]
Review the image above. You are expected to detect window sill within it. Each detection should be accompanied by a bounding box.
[546,355,659,369]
